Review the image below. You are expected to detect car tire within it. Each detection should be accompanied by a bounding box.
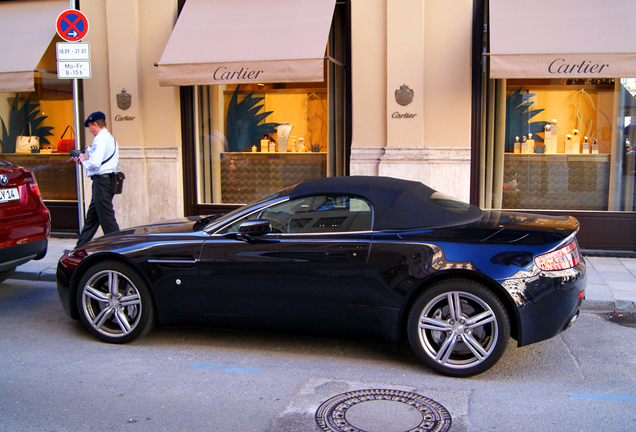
[407,278,510,377]
[0,267,16,283]
[76,260,155,343]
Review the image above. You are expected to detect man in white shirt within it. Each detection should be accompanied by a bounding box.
[72,111,120,247]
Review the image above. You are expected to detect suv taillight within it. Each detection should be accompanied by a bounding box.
[29,182,42,197]
[534,240,581,271]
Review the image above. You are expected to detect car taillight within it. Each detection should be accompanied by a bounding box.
[29,182,42,197]
[534,240,581,271]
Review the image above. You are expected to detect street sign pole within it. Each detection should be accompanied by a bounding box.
[59,0,88,232]
[73,67,84,232]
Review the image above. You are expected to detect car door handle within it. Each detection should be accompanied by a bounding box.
[148,257,197,267]
[324,252,349,258]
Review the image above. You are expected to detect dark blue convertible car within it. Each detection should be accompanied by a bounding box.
[57,176,586,376]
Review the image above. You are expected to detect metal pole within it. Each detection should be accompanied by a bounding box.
[73,78,85,232]
[71,0,85,232]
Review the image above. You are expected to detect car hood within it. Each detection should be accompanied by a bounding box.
[112,217,199,235]
[109,215,221,236]
[72,216,216,255]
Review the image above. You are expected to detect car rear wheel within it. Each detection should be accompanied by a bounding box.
[76,261,155,343]
[407,279,510,377]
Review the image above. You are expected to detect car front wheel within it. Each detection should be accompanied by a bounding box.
[407,279,510,377]
[76,261,155,343]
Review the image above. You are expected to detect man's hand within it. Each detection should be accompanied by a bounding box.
[73,152,88,164]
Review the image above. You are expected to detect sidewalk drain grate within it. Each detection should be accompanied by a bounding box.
[315,389,452,432]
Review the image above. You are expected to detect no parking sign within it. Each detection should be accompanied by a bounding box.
[56,9,89,42]
[56,10,91,79]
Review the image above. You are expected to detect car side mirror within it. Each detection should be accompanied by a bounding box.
[238,219,273,237]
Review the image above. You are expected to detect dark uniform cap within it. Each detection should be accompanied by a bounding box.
[84,111,106,127]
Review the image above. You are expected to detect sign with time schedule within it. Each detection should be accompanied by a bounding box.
[57,42,90,60]
[57,61,91,79]
[56,42,91,79]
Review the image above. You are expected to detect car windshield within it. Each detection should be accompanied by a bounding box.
[201,186,292,231]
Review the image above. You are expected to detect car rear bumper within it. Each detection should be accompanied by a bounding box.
[0,238,48,271]
[0,207,50,271]
[514,258,587,347]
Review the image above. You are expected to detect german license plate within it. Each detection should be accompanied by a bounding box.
[0,187,19,203]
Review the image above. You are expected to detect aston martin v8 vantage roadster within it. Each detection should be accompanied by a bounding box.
[57,176,586,377]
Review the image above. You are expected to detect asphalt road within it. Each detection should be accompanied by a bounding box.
[1,279,635,432]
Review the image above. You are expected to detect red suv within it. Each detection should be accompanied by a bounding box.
[0,159,50,283]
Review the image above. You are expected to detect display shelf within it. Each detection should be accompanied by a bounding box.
[219,152,326,203]
[503,153,610,211]
[1,153,78,201]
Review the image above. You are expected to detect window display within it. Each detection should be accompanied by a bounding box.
[196,83,329,204]
[484,78,635,212]
[1,88,77,201]
[0,34,77,204]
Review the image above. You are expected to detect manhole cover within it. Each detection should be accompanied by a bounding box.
[315,389,452,432]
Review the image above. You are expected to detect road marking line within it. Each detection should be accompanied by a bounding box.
[570,393,636,402]
[190,363,260,373]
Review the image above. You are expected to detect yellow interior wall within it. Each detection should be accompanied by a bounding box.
[38,99,74,149]
[223,91,329,152]
[518,87,614,154]
[265,92,328,150]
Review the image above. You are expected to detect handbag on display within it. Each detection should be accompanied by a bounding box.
[15,123,40,153]
[57,125,75,153]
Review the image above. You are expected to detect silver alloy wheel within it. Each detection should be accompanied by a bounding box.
[80,269,142,338]
[417,291,498,370]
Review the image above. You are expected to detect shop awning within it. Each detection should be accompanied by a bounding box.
[489,0,636,79]
[157,0,336,86]
[0,0,67,93]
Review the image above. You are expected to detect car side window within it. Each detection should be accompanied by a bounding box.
[261,195,373,233]
[219,195,373,234]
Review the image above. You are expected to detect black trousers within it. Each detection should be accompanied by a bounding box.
[76,174,120,247]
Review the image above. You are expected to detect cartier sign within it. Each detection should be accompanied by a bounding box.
[213,66,264,82]
[490,53,635,79]
[392,112,417,119]
[548,58,609,75]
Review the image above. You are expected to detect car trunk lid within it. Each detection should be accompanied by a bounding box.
[476,210,580,245]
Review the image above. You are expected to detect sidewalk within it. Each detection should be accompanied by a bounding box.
[12,237,636,314]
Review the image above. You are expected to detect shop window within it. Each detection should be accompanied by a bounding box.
[482,78,636,213]
[195,82,330,205]
[188,2,348,209]
[0,38,77,203]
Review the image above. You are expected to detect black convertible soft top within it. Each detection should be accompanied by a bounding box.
[290,176,484,231]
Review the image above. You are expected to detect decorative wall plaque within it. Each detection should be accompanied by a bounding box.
[395,84,414,106]
[116,88,132,110]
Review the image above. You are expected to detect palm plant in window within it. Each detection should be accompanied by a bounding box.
[506,87,549,153]
[226,85,279,152]
[0,94,53,153]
